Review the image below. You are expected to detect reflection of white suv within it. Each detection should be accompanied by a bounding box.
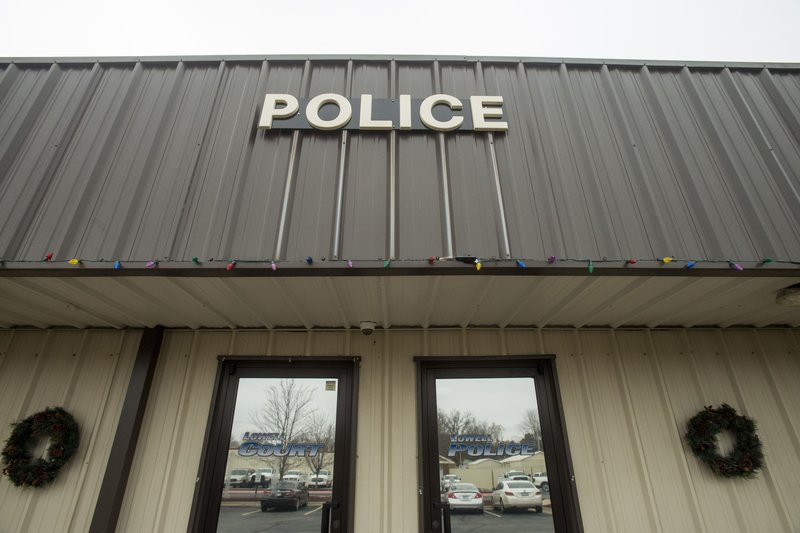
[228,469,251,487]
[308,469,332,488]
[282,470,304,482]
[531,472,549,492]
[249,468,274,487]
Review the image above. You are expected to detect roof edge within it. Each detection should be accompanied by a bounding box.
[1,54,799,70]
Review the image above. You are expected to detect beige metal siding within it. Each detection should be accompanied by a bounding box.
[0,329,140,532]
[119,328,800,533]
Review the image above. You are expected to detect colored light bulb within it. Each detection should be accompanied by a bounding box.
[68,258,80,265]
[306,256,313,264]
[45,252,53,261]
[114,261,122,270]
[626,258,637,265]
[661,257,673,264]
[383,259,391,268]
[547,255,557,263]
[475,261,482,271]
[761,258,773,264]
[516,259,526,268]
[686,260,696,268]
[227,261,236,271]
[347,260,353,268]
[588,261,594,274]
[271,261,277,271]
[428,256,436,265]
[146,260,156,268]
[191,256,200,264]
[729,261,743,271]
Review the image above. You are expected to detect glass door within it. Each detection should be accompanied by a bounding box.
[190,358,358,533]
[417,357,582,533]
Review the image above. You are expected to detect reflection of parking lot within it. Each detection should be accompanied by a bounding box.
[218,505,324,533]
[218,504,555,533]
[449,508,555,533]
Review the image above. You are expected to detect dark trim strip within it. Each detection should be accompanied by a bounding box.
[0,262,796,278]
[0,55,798,71]
[89,327,164,533]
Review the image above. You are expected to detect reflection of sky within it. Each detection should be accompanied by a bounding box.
[230,378,339,442]
[436,378,538,442]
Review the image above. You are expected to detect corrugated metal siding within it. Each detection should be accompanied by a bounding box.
[1,58,799,265]
[0,329,140,532]
[118,327,800,533]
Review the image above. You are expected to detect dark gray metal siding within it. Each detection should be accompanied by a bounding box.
[0,57,799,266]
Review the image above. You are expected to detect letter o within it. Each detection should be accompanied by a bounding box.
[467,445,482,456]
[306,93,352,131]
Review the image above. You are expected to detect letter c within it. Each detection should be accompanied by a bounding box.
[419,94,464,131]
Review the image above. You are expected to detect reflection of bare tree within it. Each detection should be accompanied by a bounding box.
[519,409,543,452]
[251,379,315,479]
[302,411,335,479]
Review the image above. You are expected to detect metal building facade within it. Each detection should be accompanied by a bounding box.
[1,57,799,267]
[0,55,799,533]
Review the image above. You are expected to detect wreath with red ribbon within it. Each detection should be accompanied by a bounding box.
[2,407,80,487]
[685,404,763,478]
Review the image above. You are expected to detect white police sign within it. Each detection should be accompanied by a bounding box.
[258,93,508,132]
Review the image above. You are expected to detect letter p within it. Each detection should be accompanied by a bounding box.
[259,94,299,129]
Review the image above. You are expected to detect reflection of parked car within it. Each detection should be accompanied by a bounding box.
[282,470,304,482]
[249,468,274,487]
[492,480,542,513]
[531,471,549,492]
[261,481,309,511]
[228,469,252,488]
[501,470,531,482]
[441,474,461,491]
[308,469,332,488]
[443,483,484,513]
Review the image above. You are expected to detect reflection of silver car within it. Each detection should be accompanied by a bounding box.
[444,483,484,513]
[492,480,542,513]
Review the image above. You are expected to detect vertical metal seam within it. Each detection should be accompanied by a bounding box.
[720,68,800,246]
[332,60,353,260]
[572,329,619,532]
[388,60,397,260]
[608,330,664,533]
[153,332,201,532]
[476,61,511,258]
[274,130,300,260]
[716,330,794,531]
[332,130,348,259]
[487,133,512,258]
[274,60,310,260]
[437,132,454,257]
[433,60,454,257]
[388,131,396,260]
[644,330,708,533]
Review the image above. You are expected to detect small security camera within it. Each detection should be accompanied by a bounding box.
[359,321,377,336]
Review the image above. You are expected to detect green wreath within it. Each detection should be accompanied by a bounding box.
[685,404,763,478]
[2,407,80,487]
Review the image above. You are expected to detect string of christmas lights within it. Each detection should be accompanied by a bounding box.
[2,253,797,272]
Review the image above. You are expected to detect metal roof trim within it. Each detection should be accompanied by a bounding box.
[1,54,799,70]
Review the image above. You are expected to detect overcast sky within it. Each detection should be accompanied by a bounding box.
[437,378,537,442]
[0,0,798,62]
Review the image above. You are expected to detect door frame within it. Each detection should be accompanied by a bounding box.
[188,356,360,533]
[415,355,583,533]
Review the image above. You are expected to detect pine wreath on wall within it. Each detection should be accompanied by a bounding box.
[685,404,763,478]
[1,407,80,488]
